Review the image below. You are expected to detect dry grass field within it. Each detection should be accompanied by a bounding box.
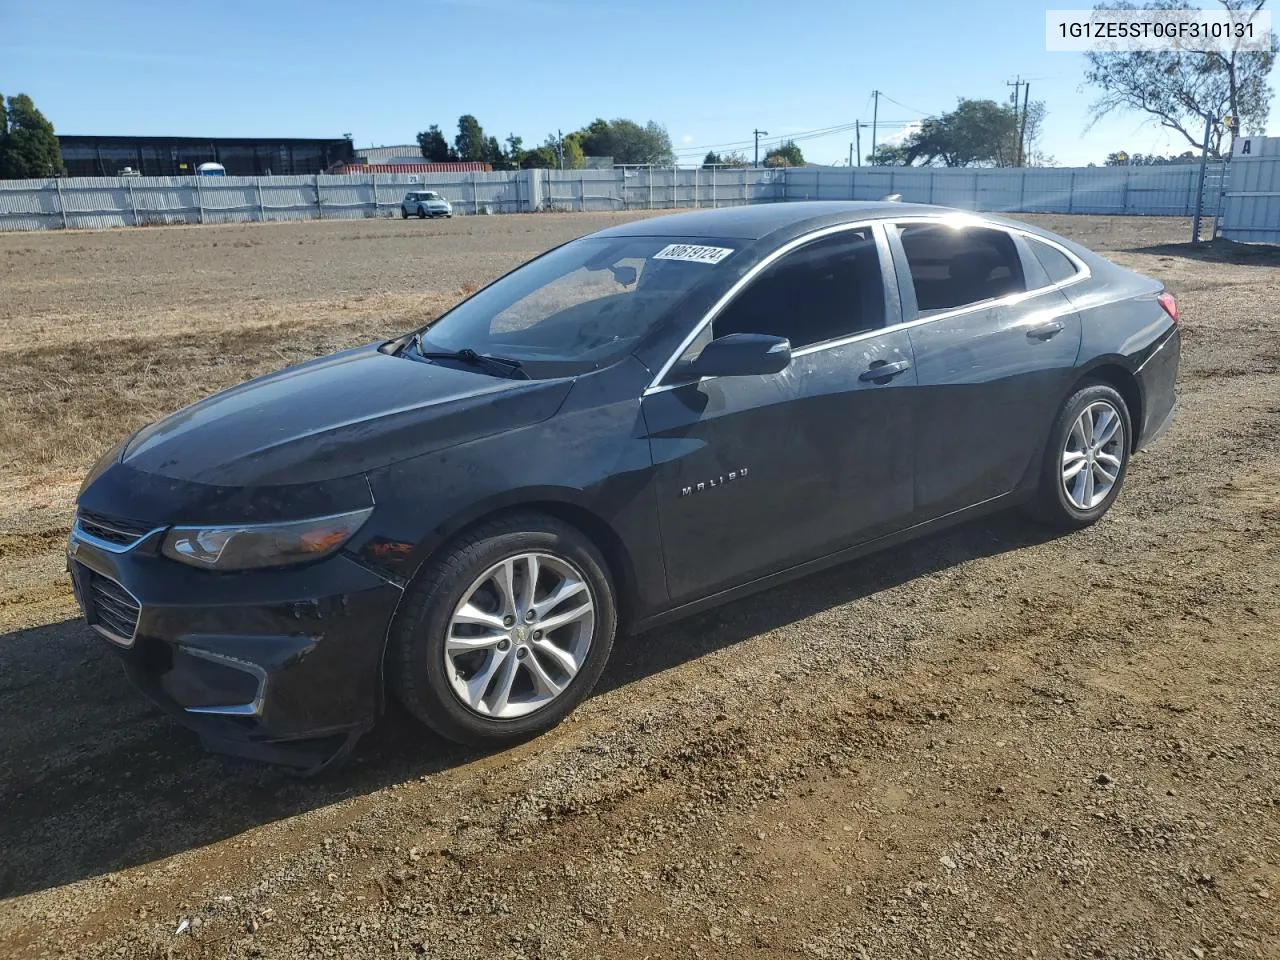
[0,211,1277,960]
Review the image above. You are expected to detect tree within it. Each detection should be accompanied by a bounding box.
[763,140,804,167]
[867,143,912,165]
[1105,149,1198,164]
[454,114,487,163]
[871,99,1021,167]
[573,118,675,165]
[562,134,585,169]
[1014,101,1055,166]
[0,93,64,179]
[702,150,751,168]
[483,135,511,169]
[504,134,524,167]
[519,145,558,169]
[1083,0,1278,158]
[417,125,453,162]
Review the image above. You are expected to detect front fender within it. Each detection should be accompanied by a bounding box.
[352,359,668,622]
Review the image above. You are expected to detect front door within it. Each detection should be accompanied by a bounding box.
[641,225,917,604]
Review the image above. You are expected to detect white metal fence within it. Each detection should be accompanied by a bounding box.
[0,163,1224,232]
[782,163,1222,217]
[1217,136,1280,243]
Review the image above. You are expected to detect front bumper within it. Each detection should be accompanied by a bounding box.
[68,521,402,771]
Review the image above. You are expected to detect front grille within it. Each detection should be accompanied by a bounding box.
[77,509,154,546]
[85,569,141,644]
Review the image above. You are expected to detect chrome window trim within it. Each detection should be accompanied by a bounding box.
[181,646,268,718]
[641,213,1092,396]
[885,216,1092,321]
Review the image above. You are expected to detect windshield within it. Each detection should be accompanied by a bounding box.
[411,236,736,378]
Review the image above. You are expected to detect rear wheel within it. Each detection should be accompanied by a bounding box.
[1028,381,1131,529]
[389,513,616,745]
[400,207,409,219]
[417,206,427,219]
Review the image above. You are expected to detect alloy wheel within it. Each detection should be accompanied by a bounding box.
[1061,400,1125,510]
[444,552,595,719]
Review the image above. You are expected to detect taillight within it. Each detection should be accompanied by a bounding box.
[1157,291,1180,325]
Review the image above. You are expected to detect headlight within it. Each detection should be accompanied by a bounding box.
[161,508,373,571]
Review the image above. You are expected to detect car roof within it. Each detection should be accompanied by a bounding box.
[593,200,961,241]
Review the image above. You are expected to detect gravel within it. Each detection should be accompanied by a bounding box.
[0,212,1277,959]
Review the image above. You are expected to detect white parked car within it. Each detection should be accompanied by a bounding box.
[401,191,453,219]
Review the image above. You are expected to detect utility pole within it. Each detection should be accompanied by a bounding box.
[870,91,880,162]
[1018,82,1031,167]
[848,142,854,167]
[557,129,564,170]
[1007,76,1023,112]
[1007,76,1025,166]
[854,128,860,167]
[753,129,769,168]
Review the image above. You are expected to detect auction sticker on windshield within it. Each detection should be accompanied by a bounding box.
[652,243,735,265]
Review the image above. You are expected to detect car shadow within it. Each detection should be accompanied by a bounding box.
[0,512,1061,900]
[1124,238,1280,266]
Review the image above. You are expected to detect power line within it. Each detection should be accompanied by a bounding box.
[877,92,931,116]
[673,119,914,157]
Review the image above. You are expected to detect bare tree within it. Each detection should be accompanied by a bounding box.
[1083,0,1277,158]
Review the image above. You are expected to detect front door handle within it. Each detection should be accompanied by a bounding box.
[859,359,911,383]
[1027,320,1065,341]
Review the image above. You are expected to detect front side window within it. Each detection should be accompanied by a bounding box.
[413,236,735,378]
[895,223,1026,314]
[712,228,885,349]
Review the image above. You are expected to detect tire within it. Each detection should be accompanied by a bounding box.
[400,208,408,220]
[417,206,427,219]
[389,512,617,746]
[1027,381,1132,529]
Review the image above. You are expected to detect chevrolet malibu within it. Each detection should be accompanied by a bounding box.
[69,202,1180,772]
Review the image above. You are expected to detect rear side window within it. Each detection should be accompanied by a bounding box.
[1026,237,1080,286]
[713,228,885,349]
[895,223,1025,314]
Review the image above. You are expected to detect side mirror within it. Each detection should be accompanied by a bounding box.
[682,333,792,379]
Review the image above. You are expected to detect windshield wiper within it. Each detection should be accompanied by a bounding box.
[413,336,527,379]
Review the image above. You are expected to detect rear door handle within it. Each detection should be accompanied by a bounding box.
[859,359,911,383]
[1027,320,1065,341]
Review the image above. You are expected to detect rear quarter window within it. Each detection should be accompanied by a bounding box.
[1026,237,1081,286]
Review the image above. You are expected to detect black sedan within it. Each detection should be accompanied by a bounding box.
[69,202,1180,771]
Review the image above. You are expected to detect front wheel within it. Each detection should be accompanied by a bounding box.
[389,513,617,745]
[400,208,409,219]
[1028,381,1132,529]
[417,206,427,219]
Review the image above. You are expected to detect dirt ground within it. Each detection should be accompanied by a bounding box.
[0,211,1277,960]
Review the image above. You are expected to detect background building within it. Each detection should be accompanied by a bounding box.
[58,135,356,177]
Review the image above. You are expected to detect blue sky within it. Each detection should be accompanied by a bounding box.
[2,0,1275,167]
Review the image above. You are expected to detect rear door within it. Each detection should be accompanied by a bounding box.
[887,220,1083,520]
[641,224,917,603]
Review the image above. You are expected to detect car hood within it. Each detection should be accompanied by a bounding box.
[121,344,574,486]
